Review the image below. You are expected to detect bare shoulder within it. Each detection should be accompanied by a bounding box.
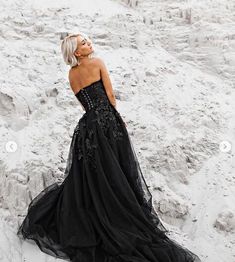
[68,58,102,93]
[90,57,102,63]
[68,66,75,80]
[68,68,75,87]
[93,57,106,67]
[68,58,99,77]
[91,57,110,79]
[93,57,111,80]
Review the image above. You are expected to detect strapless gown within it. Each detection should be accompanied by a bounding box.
[17,79,201,262]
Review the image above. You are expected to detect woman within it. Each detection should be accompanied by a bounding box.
[17,32,201,262]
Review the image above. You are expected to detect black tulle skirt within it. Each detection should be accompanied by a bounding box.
[17,104,201,262]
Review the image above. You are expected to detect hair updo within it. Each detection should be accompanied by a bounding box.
[60,32,93,68]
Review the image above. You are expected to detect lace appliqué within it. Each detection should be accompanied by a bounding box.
[74,124,83,161]
[84,129,98,169]
[74,122,97,170]
[95,104,124,141]
[73,102,124,169]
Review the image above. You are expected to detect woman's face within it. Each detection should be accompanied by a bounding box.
[74,34,93,58]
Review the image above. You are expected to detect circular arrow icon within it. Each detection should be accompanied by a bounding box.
[5,140,18,153]
[219,140,232,153]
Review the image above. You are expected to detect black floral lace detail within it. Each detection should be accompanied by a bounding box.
[73,104,125,168]
[95,103,124,141]
[72,81,125,168]
[74,125,97,169]
[84,128,98,169]
[74,123,83,161]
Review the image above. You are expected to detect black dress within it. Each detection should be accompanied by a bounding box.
[17,79,201,262]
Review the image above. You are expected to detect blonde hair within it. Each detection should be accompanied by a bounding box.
[60,32,93,68]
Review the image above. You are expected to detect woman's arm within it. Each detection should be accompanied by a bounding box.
[96,58,116,108]
[95,58,127,127]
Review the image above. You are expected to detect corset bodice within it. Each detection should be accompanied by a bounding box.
[75,79,110,112]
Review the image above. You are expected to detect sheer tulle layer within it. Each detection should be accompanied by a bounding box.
[17,105,201,262]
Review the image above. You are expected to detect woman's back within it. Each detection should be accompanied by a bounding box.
[69,58,101,95]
